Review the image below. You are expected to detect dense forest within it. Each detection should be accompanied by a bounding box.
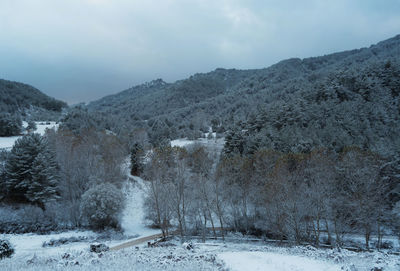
[0,79,67,123]
[87,35,400,157]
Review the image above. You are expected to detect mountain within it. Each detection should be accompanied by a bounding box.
[0,79,67,119]
[87,35,400,156]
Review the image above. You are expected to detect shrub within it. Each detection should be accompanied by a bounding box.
[0,114,22,137]
[80,183,124,230]
[0,240,14,259]
[26,121,37,132]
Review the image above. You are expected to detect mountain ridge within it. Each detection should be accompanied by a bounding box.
[87,34,400,155]
[0,79,68,120]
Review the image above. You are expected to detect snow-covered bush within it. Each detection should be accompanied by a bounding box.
[90,243,109,253]
[0,204,72,234]
[42,236,89,247]
[26,120,37,132]
[0,113,22,137]
[80,183,124,230]
[0,239,14,259]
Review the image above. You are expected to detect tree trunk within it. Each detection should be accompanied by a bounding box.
[324,218,332,246]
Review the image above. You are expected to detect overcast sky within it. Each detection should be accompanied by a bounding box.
[0,0,399,104]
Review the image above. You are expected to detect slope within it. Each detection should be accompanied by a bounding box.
[87,34,400,156]
[0,79,67,117]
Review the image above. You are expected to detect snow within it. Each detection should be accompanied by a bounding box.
[0,121,58,151]
[34,121,58,135]
[120,176,160,237]
[219,251,340,271]
[0,230,97,260]
[117,158,160,241]
[170,138,195,148]
[0,136,20,150]
[2,237,399,271]
[170,137,225,155]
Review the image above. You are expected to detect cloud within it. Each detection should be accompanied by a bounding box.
[0,0,399,103]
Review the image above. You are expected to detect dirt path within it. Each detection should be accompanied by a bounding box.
[110,232,163,251]
[110,227,225,251]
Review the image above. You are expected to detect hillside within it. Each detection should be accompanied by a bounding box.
[87,35,400,156]
[0,79,67,118]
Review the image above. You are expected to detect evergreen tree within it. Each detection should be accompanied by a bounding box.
[130,143,143,176]
[0,114,22,137]
[26,120,37,133]
[26,152,60,209]
[3,133,59,209]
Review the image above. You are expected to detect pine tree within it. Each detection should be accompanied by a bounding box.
[0,114,22,137]
[26,121,37,133]
[4,134,43,201]
[130,143,143,176]
[26,152,60,209]
[3,133,60,209]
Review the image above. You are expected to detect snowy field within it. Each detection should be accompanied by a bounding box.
[0,121,58,150]
[1,235,400,271]
[219,251,340,271]
[170,137,225,158]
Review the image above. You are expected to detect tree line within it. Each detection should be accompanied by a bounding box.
[142,144,399,249]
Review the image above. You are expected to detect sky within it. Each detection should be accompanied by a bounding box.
[0,0,400,104]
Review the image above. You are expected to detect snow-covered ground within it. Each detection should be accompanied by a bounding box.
[0,121,58,150]
[0,135,21,150]
[170,137,225,158]
[34,121,59,135]
[0,157,160,265]
[120,176,160,238]
[0,230,97,259]
[219,251,340,271]
[119,158,160,238]
[170,137,223,148]
[1,236,399,270]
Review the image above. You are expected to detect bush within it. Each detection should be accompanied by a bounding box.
[0,205,73,234]
[80,183,124,230]
[0,240,14,259]
[42,236,90,247]
[26,121,37,132]
[0,114,22,137]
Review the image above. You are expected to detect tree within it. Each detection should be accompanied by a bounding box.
[25,152,60,209]
[130,143,144,176]
[26,121,37,133]
[3,133,59,209]
[0,114,22,137]
[80,183,124,230]
[143,146,176,237]
[337,148,386,250]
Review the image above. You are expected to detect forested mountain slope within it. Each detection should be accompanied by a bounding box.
[88,35,400,156]
[0,79,67,117]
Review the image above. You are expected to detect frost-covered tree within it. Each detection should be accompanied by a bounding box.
[25,152,60,209]
[80,183,124,230]
[337,148,386,249]
[3,133,59,209]
[0,113,22,137]
[26,120,37,133]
